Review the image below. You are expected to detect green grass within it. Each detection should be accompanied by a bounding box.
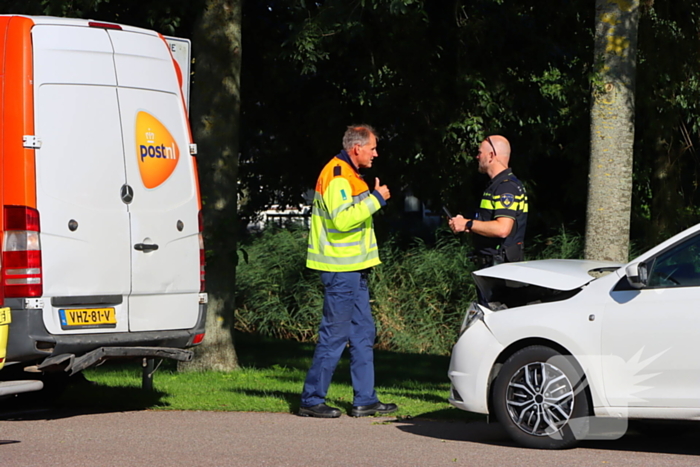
[50,332,482,422]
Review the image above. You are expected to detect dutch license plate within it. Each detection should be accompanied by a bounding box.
[59,308,116,329]
[0,307,10,326]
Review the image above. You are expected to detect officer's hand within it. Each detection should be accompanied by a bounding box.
[449,215,467,234]
[375,177,391,201]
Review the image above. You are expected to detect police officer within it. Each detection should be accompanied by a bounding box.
[299,125,398,418]
[449,135,528,267]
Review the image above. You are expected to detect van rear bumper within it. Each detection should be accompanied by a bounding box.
[38,346,193,374]
[3,300,207,367]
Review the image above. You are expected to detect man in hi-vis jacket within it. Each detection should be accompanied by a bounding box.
[299,125,398,418]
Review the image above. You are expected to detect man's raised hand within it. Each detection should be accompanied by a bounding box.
[375,177,391,201]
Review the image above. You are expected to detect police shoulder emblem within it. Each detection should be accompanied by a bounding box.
[501,193,515,207]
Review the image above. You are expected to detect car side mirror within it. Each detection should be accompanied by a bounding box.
[625,262,648,289]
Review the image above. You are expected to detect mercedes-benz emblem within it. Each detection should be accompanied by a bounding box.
[121,184,134,204]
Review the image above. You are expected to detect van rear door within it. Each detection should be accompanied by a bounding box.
[108,29,201,332]
[32,24,132,334]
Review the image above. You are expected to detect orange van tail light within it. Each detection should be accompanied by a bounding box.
[2,206,43,298]
[198,210,206,292]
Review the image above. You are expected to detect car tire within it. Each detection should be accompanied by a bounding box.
[492,345,590,449]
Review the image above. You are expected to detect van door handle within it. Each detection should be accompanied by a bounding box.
[134,243,159,252]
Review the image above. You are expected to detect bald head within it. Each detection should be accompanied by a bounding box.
[488,135,511,164]
[477,135,512,178]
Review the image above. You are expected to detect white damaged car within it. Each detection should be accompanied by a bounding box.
[448,223,700,449]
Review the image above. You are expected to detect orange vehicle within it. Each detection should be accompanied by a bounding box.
[0,15,207,396]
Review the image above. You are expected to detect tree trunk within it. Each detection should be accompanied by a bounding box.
[179,0,242,371]
[584,0,640,262]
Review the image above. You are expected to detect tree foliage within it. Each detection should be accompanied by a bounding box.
[4,0,700,251]
[239,0,700,252]
[2,0,201,34]
[240,0,596,243]
[634,1,700,247]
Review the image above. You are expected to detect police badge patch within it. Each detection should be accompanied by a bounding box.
[501,193,515,207]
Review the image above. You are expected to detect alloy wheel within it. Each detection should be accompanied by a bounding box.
[505,361,575,437]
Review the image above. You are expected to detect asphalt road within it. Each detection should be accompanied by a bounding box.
[1,409,699,466]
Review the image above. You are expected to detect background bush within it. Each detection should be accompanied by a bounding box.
[234,225,323,342]
[235,224,585,356]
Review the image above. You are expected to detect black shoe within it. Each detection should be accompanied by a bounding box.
[298,403,341,418]
[351,401,398,417]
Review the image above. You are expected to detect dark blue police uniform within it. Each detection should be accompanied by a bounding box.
[474,168,528,266]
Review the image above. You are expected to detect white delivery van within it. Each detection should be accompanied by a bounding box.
[0,15,207,393]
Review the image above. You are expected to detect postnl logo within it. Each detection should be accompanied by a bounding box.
[135,111,180,189]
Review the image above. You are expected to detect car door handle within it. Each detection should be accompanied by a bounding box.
[134,243,159,252]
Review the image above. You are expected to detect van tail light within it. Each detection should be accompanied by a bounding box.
[2,206,43,298]
[88,21,123,30]
[192,333,205,345]
[198,210,206,292]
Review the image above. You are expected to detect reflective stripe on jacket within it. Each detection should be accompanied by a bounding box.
[306,155,382,271]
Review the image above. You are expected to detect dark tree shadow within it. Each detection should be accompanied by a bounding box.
[0,377,168,422]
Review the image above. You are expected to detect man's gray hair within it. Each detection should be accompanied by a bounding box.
[342,124,377,151]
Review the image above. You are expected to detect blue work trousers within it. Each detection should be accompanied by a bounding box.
[301,271,378,407]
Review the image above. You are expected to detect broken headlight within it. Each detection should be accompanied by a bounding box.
[459,302,484,336]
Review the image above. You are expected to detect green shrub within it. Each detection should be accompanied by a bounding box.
[527,225,585,260]
[235,224,584,355]
[370,232,475,355]
[235,225,476,355]
[235,225,323,341]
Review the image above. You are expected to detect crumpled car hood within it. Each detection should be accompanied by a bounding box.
[473,259,623,309]
[474,259,622,291]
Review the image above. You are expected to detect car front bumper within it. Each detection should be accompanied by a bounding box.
[448,317,504,414]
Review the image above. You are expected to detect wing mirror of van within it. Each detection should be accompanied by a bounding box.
[625,261,648,289]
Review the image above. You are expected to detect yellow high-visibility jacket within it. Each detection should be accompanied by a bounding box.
[306,152,384,272]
